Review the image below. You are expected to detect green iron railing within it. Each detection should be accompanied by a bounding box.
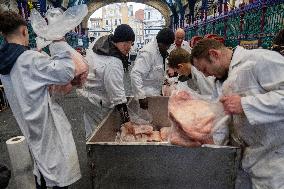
[185,0,284,48]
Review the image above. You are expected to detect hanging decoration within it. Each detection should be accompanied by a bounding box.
[17,0,26,19]
[27,0,33,12]
[38,0,47,15]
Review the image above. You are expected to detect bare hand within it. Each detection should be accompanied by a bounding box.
[167,68,175,77]
[220,95,244,115]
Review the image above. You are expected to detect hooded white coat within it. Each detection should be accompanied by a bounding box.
[0,42,81,187]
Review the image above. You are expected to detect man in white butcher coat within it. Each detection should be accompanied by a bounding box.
[191,38,284,189]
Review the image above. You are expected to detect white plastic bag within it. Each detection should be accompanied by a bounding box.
[127,100,153,125]
[30,5,89,96]
[30,4,88,49]
[168,90,229,147]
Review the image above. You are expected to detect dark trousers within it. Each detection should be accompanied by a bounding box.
[35,172,68,189]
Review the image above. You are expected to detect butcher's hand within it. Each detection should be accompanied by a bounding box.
[220,95,244,115]
[139,98,148,110]
[167,68,178,78]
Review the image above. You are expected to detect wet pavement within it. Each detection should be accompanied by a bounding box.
[0,71,133,189]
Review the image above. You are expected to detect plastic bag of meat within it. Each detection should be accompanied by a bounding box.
[168,90,229,147]
[31,6,89,96]
[30,5,88,49]
[47,42,89,96]
[160,127,171,141]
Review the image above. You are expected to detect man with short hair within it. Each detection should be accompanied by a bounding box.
[0,11,86,188]
[191,38,284,189]
[131,28,174,109]
[167,48,218,97]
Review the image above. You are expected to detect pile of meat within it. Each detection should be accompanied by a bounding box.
[116,122,171,143]
[168,91,216,147]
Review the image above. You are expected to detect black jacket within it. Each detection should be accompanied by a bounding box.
[0,42,28,75]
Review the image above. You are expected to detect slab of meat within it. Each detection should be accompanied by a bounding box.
[160,127,171,141]
[169,123,201,147]
[118,122,156,142]
[135,134,149,142]
[147,131,161,142]
[119,126,136,142]
[133,125,153,135]
[168,91,215,146]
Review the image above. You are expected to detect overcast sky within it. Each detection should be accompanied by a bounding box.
[90,2,146,18]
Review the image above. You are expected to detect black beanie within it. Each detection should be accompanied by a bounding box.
[156,27,175,45]
[112,24,135,43]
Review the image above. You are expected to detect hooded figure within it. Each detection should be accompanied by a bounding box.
[79,24,135,138]
[0,11,86,187]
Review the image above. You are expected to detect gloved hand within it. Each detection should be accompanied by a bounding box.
[116,103,130,124]
[139,98,148,110]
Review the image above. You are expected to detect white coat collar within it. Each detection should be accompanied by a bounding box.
[152,38,163,57]
[171,40,187,48]
[229,46,246,72]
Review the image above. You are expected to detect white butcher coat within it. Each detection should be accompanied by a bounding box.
[223,46,284,189]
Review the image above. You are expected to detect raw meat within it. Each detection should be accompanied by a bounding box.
[133,125,153,135]
[118,122,155,142]
[147,131,161,142]
[169,123,201,147]
[119,125,136,142]
[168,91,215,146]
[160,127,171,141]
[117,122,163,142]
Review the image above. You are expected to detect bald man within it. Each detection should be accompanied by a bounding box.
[168,28,192,53]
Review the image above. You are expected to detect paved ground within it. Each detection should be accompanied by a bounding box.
[0,71,133,189]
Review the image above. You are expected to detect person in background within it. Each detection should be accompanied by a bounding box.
[191,38,284,189]
[271,29,284,56]
[80,24,135,138]
[168,28,192,53]
[131,28,174,110]
[0,11,85,188]
[167,28,192,78]
[0,164,11,189]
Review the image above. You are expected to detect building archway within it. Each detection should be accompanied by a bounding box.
[82,0,171,28]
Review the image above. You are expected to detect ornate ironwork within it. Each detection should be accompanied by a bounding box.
[185,0,284,48]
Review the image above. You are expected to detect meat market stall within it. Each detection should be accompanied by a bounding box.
[86,96,241,189]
